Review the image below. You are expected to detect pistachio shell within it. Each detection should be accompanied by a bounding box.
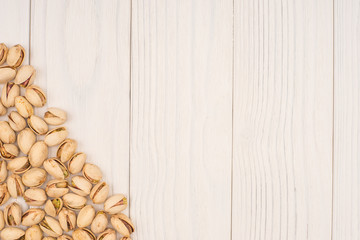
[0,101,6,116]
[104,194,128,214]
[43,238,56,240]
[0,143,19,160]
[110,214,134,237]
[90,182,109,204]
[0,121,16,143]
[6,44,25,67]
[68,153,86,174]
[69,176,92,196]
[1,82,20,107]
[82,163,102,184]
[90,211,108,234]
[21,208,45,226]
[58,208,76,232]
[57,139,77,163]
[8,111,26,132]
[7,174,24,198]
[28,115,48,135]
[24,188,47,206]
[0,66,16,83]
[28,141,48,167]
[0,160,7,183]
[14,65,36,87]
[18,128,36,155]
[45,198,64,217]
[22,168,47,187]
[15,96,33,118]
[62,193,87,211]
[40,216,63,237]
[77,205,95,228]
[44,158,69,179]
[4,202,22,226]
[72,228,95,240]
[0,183,10,206]
[120,237,132,240]
[96,229,116,240]
[0,43,8,65]
[44,127,68,147]
[7,157,31,174]
[57,235,73,240]
[45,179,69,198]
[25,85,46,107]
[44,108,67,126]
[25,225,43,240]
[0,227,25,240]
[0,210,4,231]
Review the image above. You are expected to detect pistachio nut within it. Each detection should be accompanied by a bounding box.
[6,44,25,67]
[120,237,132,240]
[90,211,108,234]
[90,182,109,204]
[25,225,43,240]
[72,228,95,240]
[69,176,92,196]
[44,108,67,126]
[7,157,31,174]
[22,168,47,187]
[44,127,68,147]
[43,238,56,240]
[62,193,87,211]
[57,139,77,163]
[77,205,95,228]
[0,183,10,206]
[4,202,22,226]
[68,153,86,174]
[57,235,73,240]
[15,96,33,118]
[97,229,116,240]
[24,188,47,206]
[0,160,7,182]
[104,194,128,214]
[14,65,36,87]
[58,208,76,232]
[110,214,134,237]
[0,121,16,143]
[44,158,69,179]
[0,143,19,160]
[7,174,25,198]
[44,198,63,217]
[0,210,4,230]
[0,101,6,116]
[8,111,26,132]
[82,163,102,184]
[0,43,8,65]
[1,82,20,107]
[40,216,63,237]
[21,208,45,226]
[45,179,69,198]
[18,128,36,155]
[28,115,48,135]
[0,227,25,240]
[0,66,16,83]
[28,141,48,167]
[25,85,46,107]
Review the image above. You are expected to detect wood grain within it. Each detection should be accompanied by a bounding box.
[233,0,333,239]
[130,0,233,239]
[333,1,360,239]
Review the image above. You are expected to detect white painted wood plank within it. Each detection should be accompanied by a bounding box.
[233,0,333,239]
[130,0,233,239]
[30,0,130,209]
[333,1,360,239]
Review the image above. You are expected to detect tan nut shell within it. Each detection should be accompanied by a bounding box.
[21,208,45,226]
[90,182,109,204]
[46,179,69,198]
[0,43,8,65]
[14,96,33,118]
[110,214,134,237]
[0,160,7,183]
[68,153,86,174]
[0,183,10,206]
[96,229,116,240]
[25,225,43,240]
[40,216,63,237]
[22,168,47,187]
[77,205,95,228]
[44,158,69,179]
[62,193,87,211]
[0,143,19,160]
[17,128,36,155]
[6,44,25,67]
[23,188,47,206]
[69,176,92,196]
[45,127,68,147]
[8,111,26,132]
[0,227,25,240]
[57,139,77,163]
[4,202,22,226]
[7,157,31,174]
[58,208,76,232]
[72,228,95,240]
[14,65,36,87]
[0,121,16,143]
[45,198,64,217]
[28,115,48,135]
[0,210,4,231]
[90,211,108,234]
[7,174,24,198]
[82,163,102,184]
[44,108,67,125]
[104,194,128,214]
[25,85,46,107]
[28,141,48,167]
[1,82,20,108]
[0,66,16,83]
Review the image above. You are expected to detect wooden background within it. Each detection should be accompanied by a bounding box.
[0,0,358,239]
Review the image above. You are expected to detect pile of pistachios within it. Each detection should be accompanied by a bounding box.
[0,43,134,240]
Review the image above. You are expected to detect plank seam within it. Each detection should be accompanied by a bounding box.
[231,0,235,239]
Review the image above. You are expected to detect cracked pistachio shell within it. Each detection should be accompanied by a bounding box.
[0,143,19,160]
[44,108,67,126]
[7,157,30,174]
[1,82,20,108]
[43,238,56,240]
[25,85,46,107]
[72,228,95,240]
[120,237,132,240]
[57,139,77,163]
[0,43,8,65]
[96,229,115,240]
[18,128,36,155]
[28,115,48,135]
[45,127,68,147]
[0,210,4,230]
[69,176,92,196]
[0,121,16,143]
[68,153,86,174]
[24,188,47,206]
[62,193,87,211]
[28,141,48,167]
[22,168,47,187]
[104,194,128,214]
[45,198,63,217]
[58,208,76,232]
[40,216,63,238]
[45,179,69,198]
[110,214,134,237]
[77,205,95,228]
[8,111,26,132]
[0,160,7,183]
[0,101,6,116]
[44,158,69,179]
[21,208,45,226]
[90,211,108,234]
[4,203,22,226]
[0,183,10,206]
[57,235,73,240]
[14,65,35,87]
[82,163,102,184]
[7,174,24,198]
[0,66,16,83]
[25,225,43,240]
[7,44,25,67]
[90,182,109,204]
[1,227,25,240]
[15,96,33,118]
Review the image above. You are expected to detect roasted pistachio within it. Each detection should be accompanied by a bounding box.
[0,101,6,116]
[45,198,63,217]
[21,208,45,226]
[62,193,87,211]
[120,237,132,240]
[69,176,92,196]
[104,194,128,214]
[90,182,109,204]
[6,44,25,67]
[15,96,33,118]
[77,205,95,228]
[82,163,102,184]
[97,229,116,240]
[22,168,47,187]
[58,208,76,232]
[0,121,16,143]
[72,228,95,240]
[110,214,134,237]
[44,158,69,179]
[0,143,19,160]
[1,82,20,107]
[0,160,7,183]
[40,216,63,237]
[18,128,36,155]
[57,139,77,163]
[8,111,26,132]
[68,153,86,174]
[24,188,47,206]
[0,183,10,206]
[28,141,48,167]
[0,66,16,84]
[28,115,48,135]
[0,210,4,231]
[46,179,69,198]
[7,174,24,198]
[90,211,108,234]
[45,127,68,147]
[4,202,22,226]
[25,225,43,240]
[57,235,73,240]
[0,227,25,240]
[43,238,56,240]
[25,85,46,107]
[14,65,35,87]
[44,108,67,125]
[7,157,30,174]
[0,43,8,65]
